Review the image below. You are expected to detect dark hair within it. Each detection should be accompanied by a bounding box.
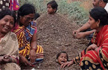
[56,51,68,61]
[17,4,36,25]
[0,9,16,26]
[103,0,108,3]
[34,13,40,20]
[47,0,58,11]
[90,7,108,26]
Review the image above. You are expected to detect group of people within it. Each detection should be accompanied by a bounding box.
[56,0,108,70]
[0,0,44,70]
[0,0,108,70]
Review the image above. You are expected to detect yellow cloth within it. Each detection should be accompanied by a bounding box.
[13,25,43,58]
[19,45,43,57]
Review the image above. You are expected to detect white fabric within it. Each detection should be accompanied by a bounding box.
[104,3,108,13]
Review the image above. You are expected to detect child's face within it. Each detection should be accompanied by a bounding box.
[58,53,67,65]
[47,4,56,14]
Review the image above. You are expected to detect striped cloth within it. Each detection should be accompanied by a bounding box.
[13,22,43,58]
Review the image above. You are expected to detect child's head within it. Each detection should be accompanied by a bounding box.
[47,0,58,14]
[56,51,68,65]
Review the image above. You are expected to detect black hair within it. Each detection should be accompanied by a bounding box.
[90,7,108,26]
[47,0,58,12]
[17,3,36,26]
[56,51,68,61]
[103,0,108,3]
[0,9,16,26]
[34,13,40,20]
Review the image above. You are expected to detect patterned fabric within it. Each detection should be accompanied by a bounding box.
[13,22,43,58]
[9,0,19,11]
[0,0,9,11]
[74,25,108,70]
[0,32,20,70]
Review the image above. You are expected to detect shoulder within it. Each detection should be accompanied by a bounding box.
[10,32,17,41]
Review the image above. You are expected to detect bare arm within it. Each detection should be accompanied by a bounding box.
[31,32,37,51]
[30,32,37,63]
[19,54,32,66]
[78,22,90,32]
[73,21,91,38]
[73,29,96,39]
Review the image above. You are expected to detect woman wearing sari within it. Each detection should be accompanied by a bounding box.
[61,7,108,70]
[12,4,44,66]
[0,9,20,70]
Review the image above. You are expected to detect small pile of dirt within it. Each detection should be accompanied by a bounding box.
[29,13,89,70]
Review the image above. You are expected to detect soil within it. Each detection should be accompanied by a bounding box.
[22,13,89,70]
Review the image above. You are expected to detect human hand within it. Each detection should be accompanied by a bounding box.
[1,55,12,64]
[20,55,32,66]
[30,50,36,63]
[73,30,80,37]
[87,44,98,51]
[60,60,74,68]
[73,31,86,39]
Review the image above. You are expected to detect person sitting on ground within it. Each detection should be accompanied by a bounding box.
[56,51,68,65]
[61,7,108,70]
[0,9,20,70]
[73,0,108,39]
[12,4,44,66]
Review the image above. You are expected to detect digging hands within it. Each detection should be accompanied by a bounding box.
[60,60,74,68]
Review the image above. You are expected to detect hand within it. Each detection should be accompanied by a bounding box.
[73,32,86,39]
[87,44,98,51]
[30,50,36,63]
[1,55,12,64]
[73,30,80,37]
[60,60,74,68]
[20,55,32,66]
[73,29,80,35]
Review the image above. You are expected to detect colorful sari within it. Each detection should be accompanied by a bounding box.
[74,25,108,70]
[0,32,20,70]
[13,22,43,59]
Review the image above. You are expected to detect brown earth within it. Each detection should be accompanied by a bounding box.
[22,13,89,70]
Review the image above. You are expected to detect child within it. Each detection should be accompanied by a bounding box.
[47,0,58,14]
[56,51,68,65]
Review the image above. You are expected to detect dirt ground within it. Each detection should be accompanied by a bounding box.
[22,13,89,70]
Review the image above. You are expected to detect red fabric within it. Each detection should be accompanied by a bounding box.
[80,25,108,70]
[9,0,19,11]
